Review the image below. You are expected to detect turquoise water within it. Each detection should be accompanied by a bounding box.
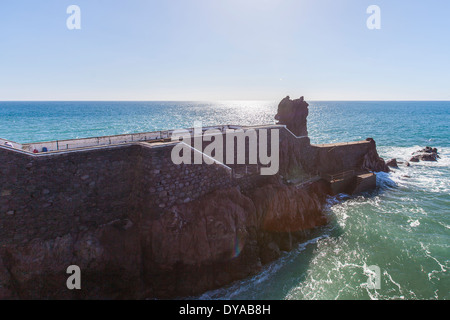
[0,101,449,299]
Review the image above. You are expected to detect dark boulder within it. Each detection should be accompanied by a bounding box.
[415,146,438,154]
[410,146,439,162]
[386,158,398,168]
[410,153,438,162]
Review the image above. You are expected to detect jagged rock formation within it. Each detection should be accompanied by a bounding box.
[275,96,309,137]
[362,138,390,173]
[410,146,439,162]
[386,158,398,168]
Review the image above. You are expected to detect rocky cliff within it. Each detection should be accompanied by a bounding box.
[0,95,389,299]
[0,177,332,299]
[362,138,390,173]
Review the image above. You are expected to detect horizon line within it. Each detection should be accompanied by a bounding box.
[1,99,450,102]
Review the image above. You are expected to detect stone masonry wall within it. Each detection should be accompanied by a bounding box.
[0,143,233,245]
[0,145,140,244]
[0,126,375,246]
[135,144,233,216]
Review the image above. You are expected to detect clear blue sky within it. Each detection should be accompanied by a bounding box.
[0,0,449,100]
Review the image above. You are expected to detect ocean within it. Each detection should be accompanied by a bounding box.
[0,100,448,300]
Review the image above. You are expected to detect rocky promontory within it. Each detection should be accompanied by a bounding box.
[0,95,390,299]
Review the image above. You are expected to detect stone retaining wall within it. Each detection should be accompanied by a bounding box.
[0,125,375,245]
[0,143,233,244]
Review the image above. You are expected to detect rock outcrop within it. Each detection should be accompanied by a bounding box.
[275,96,309,137]
[362,138,390,173]
[386,158,398,168]
[410,146,439,162]
[0,220,143,299]
[0,178,332,299]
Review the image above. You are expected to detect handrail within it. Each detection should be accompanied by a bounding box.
[0,138,23,150]
[8,123,288,154]
[16,125,245,153]
[1,123,291,158]
[313,140,370,148]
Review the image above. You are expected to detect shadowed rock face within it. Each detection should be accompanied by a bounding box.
[275,96,309,137]
[0,179,332,299]
[386,158,398,168]
[362,138,390,173]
